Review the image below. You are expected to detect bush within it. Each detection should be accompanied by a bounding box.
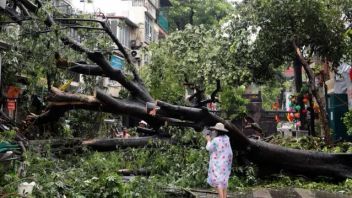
[342,110,352,136]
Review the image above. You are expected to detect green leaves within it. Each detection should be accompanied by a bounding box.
[167,0,233,31]
[342,110,352,136]
[232,0,352,68]
[145,24,258,106]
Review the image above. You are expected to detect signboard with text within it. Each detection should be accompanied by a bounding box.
[7,99,16,111]
[110,55,124,70]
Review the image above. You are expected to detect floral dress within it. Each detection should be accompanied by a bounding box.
[206,135,233,188]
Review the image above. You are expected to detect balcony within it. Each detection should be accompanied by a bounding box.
[157,14,169,33]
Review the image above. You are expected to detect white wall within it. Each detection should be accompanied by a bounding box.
[71,0,149,28]
[71,0,132,17]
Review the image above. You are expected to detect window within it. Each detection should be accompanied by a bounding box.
[145,15,153,43]
[110,20,131,48]
[149,0,159,8]
[110,20,118,38]
[118,24,131,48]
[144,53,149,65]
[132,0,144,6]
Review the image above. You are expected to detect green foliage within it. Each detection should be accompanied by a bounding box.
[0,144,208,196]
[219,86,248,119]
[2,131,352,196]
[342,110,352,135]
[268,135,352,153]
[232,0,352,69]
[0,130,17,141]
[67,110,109,138]
[167,0,233,31]
[261,81,288,110]
[145,24,261,108]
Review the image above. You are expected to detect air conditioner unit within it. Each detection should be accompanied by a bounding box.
[131,50,141,59]
[130,40,142,49]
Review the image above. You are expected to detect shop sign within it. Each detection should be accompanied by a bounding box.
[7,99,15,111]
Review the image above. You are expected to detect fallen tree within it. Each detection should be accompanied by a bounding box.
[28,137,171,152]
[1,0,352,180]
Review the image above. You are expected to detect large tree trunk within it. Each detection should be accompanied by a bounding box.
[248,140,352,180]
[82,137,168,151]
[29,137,186,152]
[153,101,352,180]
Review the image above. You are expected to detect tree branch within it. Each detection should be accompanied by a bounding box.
[197,80,221,107]
[154,100,251,150]
[292,39,331,143]
[17,2,31,17]
[68,63,105,76]
[54,18,142,81]
[17,0,38,13]
[60,37,153,102]
[61,36,91,54]
[0,6,24,24]
[48,87,99,104]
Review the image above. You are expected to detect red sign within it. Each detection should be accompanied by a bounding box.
[7,86,21,98]
[7,99,16,111]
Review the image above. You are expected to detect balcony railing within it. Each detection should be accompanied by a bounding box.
[157,14,168,33]
[132,0,144,7]
[132,0,159,8]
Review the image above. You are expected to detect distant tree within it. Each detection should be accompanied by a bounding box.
[166,0,234,31]
[228,0,352,143]
[144,24,271,114]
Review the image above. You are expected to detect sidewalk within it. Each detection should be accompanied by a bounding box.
[191,188,351,198]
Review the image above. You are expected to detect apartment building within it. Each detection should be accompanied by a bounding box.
[72,0,171,64]
[68,0,171,96]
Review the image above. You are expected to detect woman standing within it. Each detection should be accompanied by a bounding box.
[206,123,233,198]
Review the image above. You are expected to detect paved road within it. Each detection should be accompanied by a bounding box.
[191,188,351,198]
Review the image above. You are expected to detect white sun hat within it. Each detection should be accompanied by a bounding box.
[139,120,148,126]
[209,122,228,132]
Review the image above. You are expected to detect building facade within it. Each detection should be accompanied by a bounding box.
[69,0,171,97]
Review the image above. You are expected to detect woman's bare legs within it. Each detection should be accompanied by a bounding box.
[223,188,227,197]
[217,188,224,198]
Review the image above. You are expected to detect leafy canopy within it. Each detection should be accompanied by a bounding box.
[232,0,352,66]
[166,0,234,31]
[144,24,263,105]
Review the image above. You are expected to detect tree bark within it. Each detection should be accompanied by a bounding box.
[34,86,351,179]
[292,41,331,144]
[248,140,352,180]
[82,137,170,151]
[153,102,352,179]
[117,168,151,176]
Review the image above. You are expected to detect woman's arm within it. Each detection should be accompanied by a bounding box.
[206,136,217,152]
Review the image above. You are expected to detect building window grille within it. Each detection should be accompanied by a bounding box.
[145,15,153,43]
[132,0,144,7]
[118,23,131,48]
